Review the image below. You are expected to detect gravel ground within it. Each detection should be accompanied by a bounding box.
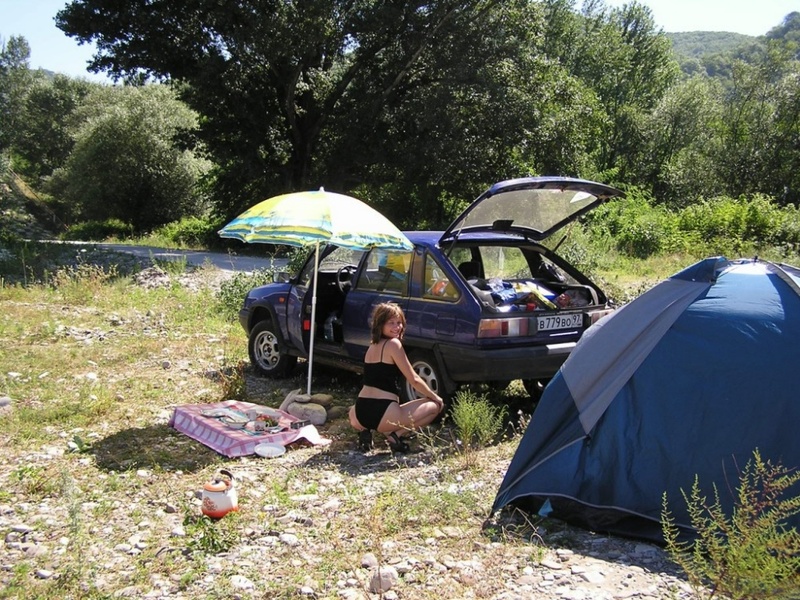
[0,184,702,599]
[0,264,701,600]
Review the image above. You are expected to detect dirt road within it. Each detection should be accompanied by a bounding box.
[62,241,289,273]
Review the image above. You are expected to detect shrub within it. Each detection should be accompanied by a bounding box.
[677,195,786,246]
[286,246,310,274]
[61,219,134,241]
[152,215,221,248]
[587,195,683,259]
[662,449,800,599]
[183,509,242,555]
[450,390,507,465]
[216,268,277,321]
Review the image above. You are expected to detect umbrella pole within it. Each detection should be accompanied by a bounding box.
[306,241,320,396]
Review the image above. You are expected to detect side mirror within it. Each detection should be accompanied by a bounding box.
[273,271,291,283]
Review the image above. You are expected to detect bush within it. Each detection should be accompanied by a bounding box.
[677,195,786,245]
[585,191,800,263]
[61,219,134,241]
[587,194,683,259]
[152,215,220,248]
[450,390,507,465]
[216,268,277,321]
[662,449,800,599]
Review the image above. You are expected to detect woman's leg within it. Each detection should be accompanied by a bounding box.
[348,405,366,431]
[376,399,441,435]
[349,404,374,451]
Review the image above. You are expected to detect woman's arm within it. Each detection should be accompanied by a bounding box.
[385,339,443,405]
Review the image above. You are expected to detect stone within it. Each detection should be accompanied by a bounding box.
[368,566,398,593]
[361,553,379,568]
[280,388,311,411]
[309,393,334,408]
[279,533,300,546]
[580,570,605,584]
[230,575,255,590]
[325,405,349,421]
[540,559,564,570]
[285,401,327,425]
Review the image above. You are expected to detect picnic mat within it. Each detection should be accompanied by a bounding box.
[169,400,331,458]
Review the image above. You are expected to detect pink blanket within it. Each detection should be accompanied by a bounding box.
[169,400,330,458]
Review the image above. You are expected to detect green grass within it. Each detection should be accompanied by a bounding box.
[4,236,788,599]
[0,252,529,599]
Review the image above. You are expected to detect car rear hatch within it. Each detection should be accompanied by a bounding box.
[441,176,622,346]
[439,176,624,244]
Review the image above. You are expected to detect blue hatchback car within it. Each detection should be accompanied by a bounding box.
[238,176,623,400]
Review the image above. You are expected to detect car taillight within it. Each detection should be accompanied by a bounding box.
[303,319,311,331]
[477,317,531,338]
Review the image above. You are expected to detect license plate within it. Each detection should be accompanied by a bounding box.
[537,313,583,332]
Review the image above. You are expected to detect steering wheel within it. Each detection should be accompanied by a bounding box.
[336,264,358,293]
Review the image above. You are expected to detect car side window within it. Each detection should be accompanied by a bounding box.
[355,249,411,294]
[424,254,460,300]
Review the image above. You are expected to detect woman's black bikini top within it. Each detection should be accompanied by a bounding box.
[363,341,403,395]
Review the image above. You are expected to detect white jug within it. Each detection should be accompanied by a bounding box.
[201,469,238,518]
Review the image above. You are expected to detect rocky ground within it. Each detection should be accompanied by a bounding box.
[0,180,703,599]
[0,264,702,600]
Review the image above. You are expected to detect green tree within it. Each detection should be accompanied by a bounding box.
[339,1,605,226]
[57,0,616,225]
[636,76,724,207]
[556,0,679,179]
[0,35,34,153]
[12,74,96,181]
[56,0,519,218]
[716,41,800,204]
[46,85,210,231]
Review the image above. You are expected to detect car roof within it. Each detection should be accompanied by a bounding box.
[404,231,442,246]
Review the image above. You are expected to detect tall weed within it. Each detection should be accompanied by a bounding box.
[49,262,120,304]
[662,449,800,599]
[216,268,277,321]
[450,390,507,467]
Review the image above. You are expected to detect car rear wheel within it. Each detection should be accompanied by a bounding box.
[400,350,447,403]
[522,378,550,401]
[248,320,297,377]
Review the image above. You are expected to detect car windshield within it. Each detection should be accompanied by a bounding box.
[450,188,597,236]
[297,245,364,286]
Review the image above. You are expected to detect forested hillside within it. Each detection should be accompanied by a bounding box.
[668,31,753,58]
[1,1,799,242]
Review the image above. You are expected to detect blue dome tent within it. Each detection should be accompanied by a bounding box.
[492,257,800,542]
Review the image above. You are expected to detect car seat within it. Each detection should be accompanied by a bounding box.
[458,261,482,280]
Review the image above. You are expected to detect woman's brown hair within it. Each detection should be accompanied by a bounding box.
[369,302,406,343]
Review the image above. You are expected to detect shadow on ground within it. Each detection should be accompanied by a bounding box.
[90,423,221,473]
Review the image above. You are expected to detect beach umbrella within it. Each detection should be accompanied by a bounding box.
[218,188,413,394]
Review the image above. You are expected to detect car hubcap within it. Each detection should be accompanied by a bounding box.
[255,331,280,370]
[412,360,439,395]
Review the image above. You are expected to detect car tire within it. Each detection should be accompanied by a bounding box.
[400,350,447,404]
[248,320,297,378]
[522,378,550,401]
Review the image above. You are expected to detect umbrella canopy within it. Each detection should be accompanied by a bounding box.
[217,188,412,251]
[218,188,413,394]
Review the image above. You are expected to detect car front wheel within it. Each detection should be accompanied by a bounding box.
[400,350,447,404]
[248,320,297,377]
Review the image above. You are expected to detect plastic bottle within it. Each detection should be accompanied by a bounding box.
[324,314,336,341]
